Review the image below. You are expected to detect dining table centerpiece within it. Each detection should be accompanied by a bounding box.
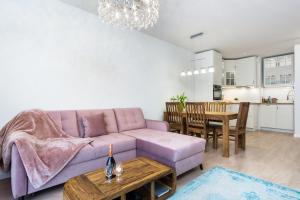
[171,93,188,112]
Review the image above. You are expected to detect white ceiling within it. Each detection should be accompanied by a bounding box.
[62,0,300,57]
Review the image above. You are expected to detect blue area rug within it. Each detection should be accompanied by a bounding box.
[169,166,300,200]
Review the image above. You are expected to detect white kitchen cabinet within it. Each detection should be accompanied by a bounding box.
[194,50,223,85]
[259,104,294,131]
[276,105,294,130]
[263,54,294,87]
[259,105,277,128]
[223,60,236,86]
[195,51,213,67]
[235,57,257,86]
[213,51,223,86]
[223,56,257,86]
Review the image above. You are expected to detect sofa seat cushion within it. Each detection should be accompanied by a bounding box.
[90,133,136,158]
[121,129,206,162]
[69,144,96,165]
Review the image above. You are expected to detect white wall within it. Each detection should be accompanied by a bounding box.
[0,0,193,128]
[294,44,300,137]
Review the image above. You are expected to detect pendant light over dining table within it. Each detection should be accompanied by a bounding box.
[98,0,159,30]
[180,65,215,77]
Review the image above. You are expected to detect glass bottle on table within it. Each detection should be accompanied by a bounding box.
[105,144,116,180]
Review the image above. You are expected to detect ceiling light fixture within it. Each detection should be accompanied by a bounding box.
[180,71,186,77]
[208,67,215,73]
[201,68,207,74]
[193,69,200,75]
[187,70,193,76]
[98,0,159,30]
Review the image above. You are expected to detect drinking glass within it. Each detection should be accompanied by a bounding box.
[115,162,123,182]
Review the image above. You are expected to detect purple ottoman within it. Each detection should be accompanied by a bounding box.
[122,128,206,176]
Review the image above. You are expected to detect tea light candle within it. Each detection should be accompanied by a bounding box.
[116,166,122,174]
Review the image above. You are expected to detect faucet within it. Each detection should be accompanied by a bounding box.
[287,89,295,101]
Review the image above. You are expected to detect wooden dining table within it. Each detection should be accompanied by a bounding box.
[164,111,238,157]
[205,112,238,157]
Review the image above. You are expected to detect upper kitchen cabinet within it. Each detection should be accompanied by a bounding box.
[263,54,294,87]
[223,56,258,87]
[223,60,236,86]
[194,50,223,85]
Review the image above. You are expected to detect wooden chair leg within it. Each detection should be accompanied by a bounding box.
[199,164,203,170]
[238,135,243,148]
[242,134,246,150]
[235,134,239,154]
[213,129,218,149]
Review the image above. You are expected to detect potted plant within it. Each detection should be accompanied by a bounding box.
[171,93,188,112]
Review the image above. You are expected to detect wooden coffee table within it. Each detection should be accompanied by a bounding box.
[63,157,176,200]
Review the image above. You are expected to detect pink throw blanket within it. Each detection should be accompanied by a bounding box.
[0,110,93,188]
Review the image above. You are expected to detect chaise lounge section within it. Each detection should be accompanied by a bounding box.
[10,108,206,199]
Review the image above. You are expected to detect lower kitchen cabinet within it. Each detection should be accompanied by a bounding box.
[225,103,294,133]
[259,105,277,128]
[259,104,294,132]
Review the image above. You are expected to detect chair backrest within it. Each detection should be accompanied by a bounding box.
[165,102,182,124]
[185,102,207,127]
[205,102,227,112]
[235,102,250,132]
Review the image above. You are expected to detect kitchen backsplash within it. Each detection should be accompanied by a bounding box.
[222,87,293,102]
[262,87,294,100]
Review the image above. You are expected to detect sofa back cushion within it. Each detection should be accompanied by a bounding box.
[114,108,146,132]
[81,113,107,137]
[77,109,119,137]
[47,111,62,130]
[60,110,80,137]
[47,110,80,137]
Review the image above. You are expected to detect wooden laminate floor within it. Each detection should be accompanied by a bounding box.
[0,131,300,200]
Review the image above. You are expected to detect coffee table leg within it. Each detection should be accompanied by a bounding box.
[151,181,155,200]
[121,194,126,200]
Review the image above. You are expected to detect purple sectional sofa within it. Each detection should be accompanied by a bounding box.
[11,108,206,199]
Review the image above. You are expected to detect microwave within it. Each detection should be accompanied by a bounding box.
[213,85,222,100]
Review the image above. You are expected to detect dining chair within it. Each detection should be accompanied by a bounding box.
[205,102,227,114]
[185,102,211,140]
[165,102,183,133]
[205,102,227,149]
[213,102,250,154]
[232,102,250,153]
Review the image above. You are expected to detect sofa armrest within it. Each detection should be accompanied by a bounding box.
[145,119,169,132]
[11,144,27,199]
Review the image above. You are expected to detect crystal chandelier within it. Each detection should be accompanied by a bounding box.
[98,0,159,30]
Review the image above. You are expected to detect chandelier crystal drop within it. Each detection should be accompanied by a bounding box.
[98,0,159,30]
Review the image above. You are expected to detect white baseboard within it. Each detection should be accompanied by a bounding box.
[259,127,294,134]
[294,134,300,138]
